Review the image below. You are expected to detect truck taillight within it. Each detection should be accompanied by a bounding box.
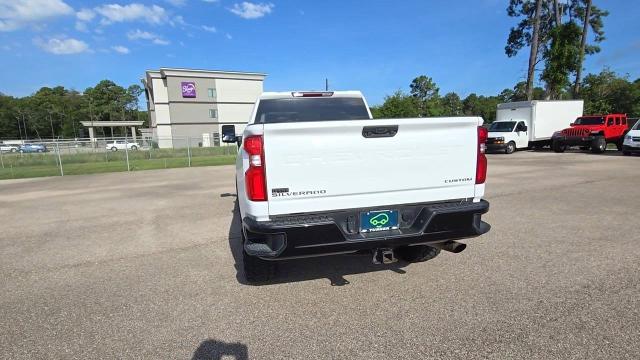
[244,135,267,201]
[476,126,488,184]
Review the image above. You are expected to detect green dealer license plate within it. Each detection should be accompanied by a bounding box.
[360,210,399,233]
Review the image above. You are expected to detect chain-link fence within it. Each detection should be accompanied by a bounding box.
[0,136,237,180]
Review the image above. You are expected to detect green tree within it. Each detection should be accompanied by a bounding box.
[506,0,552,100]
[580,69,639,116]
[409,75,442,116]
[572,0,608,95]
[441,92,463,116]
[541,22,581,99]
[371,91,421,119]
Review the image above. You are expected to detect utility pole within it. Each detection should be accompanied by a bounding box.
[16,116,23,141]
[49,111,55,141]
[325,78,329,91]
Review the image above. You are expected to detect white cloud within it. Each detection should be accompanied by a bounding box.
[75,21,88,32]
[76,8,95,22]
[225,33,232,40]
[95,3,169,25]
[201,0,219,3]
[34,37,89,55]
[111,45,130,54]
[229,2,274,19]
[127,29,170,45]
[0,0,73,31]
[171,15,187,27]
[202,25,217,33]
[152,38,170,45]
[165,0,186,6]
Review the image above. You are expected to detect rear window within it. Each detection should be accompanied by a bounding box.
[254,97,371,124]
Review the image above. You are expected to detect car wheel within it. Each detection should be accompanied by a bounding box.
[616,139,624,151]
[111,147,118,152]
[396,245,441,263]
[130,145,138,151]
[37,149,43,153]
[552,140,566,153]
[10,148,17,153]
[505,141,516,154]
[242,231,276,283]
[19,149,24,153]
[591,136,606,153]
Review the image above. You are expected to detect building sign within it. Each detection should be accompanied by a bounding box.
[181,82,196,98]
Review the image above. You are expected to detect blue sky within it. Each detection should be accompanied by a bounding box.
[0,0,638,105]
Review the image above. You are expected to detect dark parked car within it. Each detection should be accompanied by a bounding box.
[19,144,48,153]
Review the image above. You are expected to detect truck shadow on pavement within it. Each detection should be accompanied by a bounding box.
[227,199,410,286]
[192,338,248,360]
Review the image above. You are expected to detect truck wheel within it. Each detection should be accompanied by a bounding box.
[591,136,606,153]
[396,245,441,263]
[552,140,566,153]
[616,140,623,151]
[241,231,276,283]
[505,141,516,154]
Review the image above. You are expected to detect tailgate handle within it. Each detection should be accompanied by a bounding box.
[362,125,398,138]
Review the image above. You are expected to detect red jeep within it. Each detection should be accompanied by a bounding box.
[551,114,629,153]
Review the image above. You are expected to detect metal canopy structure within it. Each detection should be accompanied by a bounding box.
[80,121,144,144]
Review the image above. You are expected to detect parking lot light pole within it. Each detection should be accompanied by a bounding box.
[124,132,130,172]
[187,137,192,167]
[55,142,64,176]
[0,149,4,169]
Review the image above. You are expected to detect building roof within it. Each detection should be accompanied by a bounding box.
[144,67,266,81]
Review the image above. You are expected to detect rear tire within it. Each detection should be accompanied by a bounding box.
[242,231,276,283]
[130,145,138,151]
[396,245,441,263]
[591,136,606,153]
[616,139,624,151]
[505,141,516,154]
[552,140,566,153]
[111,147,118,152]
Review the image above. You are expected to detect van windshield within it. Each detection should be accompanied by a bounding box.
[575,117,604,125]
[488,121,515,132]
[633,120,640,130]
[255,97,371,123]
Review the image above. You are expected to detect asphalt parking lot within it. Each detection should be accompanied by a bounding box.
[1,149,639,359]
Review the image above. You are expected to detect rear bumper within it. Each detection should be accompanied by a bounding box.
[242,200,490,259]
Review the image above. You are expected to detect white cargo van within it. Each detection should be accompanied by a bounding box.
[487,100,584,154]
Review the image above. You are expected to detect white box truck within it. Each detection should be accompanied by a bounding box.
[487,100,584,154]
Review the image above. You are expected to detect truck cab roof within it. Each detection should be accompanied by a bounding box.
[259,90,365,100]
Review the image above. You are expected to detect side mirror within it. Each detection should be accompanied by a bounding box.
[570,123,575,126]
[221,125,237,143]
[522,126,528,132]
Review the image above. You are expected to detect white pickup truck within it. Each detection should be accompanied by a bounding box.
[222,91,490,282]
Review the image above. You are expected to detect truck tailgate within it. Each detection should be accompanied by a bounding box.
[263,117,482,215]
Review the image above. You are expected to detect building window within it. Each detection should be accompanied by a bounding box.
[208,88,216,98]
[209,109,218,118]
